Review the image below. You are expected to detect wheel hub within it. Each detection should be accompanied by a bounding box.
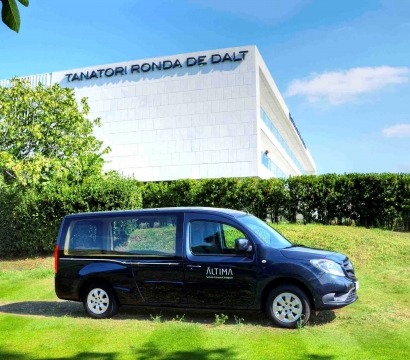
[87,288,109,315]
[272,292,302,323]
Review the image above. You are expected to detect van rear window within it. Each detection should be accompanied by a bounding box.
[64,215,177,256]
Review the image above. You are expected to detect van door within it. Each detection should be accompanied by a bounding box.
[184,216,258,307]
[111,213,186,304]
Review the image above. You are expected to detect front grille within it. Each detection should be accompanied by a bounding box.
[343,259,356,280]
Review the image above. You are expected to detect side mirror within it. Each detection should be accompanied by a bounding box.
[235,238,253,253]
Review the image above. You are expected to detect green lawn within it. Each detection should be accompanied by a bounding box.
[0,224,409,359]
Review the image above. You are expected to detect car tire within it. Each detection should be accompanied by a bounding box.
[266,285,311,328]
[83,283,118,319]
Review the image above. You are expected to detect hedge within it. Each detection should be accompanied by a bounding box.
[0,173,409,257]
[0,176,142,257]
[141,173,410,231]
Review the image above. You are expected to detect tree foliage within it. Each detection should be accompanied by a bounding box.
[1,0,28,32]
[0,78,109,187]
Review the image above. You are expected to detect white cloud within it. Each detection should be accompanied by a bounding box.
[286,66,409,105]
[382,124,410,138]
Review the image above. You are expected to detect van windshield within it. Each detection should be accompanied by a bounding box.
[238,215,292,249]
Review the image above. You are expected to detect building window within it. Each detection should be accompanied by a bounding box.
[260,107,305,174]
[261,152,286,178]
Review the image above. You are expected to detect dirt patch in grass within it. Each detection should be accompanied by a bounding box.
[0,256,53,271]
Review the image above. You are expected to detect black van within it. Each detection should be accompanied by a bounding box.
[54,207,358,328]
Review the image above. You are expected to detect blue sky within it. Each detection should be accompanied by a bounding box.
[1,0,409,174]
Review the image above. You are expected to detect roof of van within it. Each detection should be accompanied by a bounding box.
[63,207,249,219]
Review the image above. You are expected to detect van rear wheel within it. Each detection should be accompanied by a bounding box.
[83,283,118,319]
[266,285,310,328]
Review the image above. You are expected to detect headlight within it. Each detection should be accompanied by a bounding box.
[310,259,345,277]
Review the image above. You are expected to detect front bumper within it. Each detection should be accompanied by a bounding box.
[313,275,358,310]
[322,286,358,308]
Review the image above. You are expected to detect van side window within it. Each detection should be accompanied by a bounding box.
[190,221,246,255]
[66,220,102,254]
[65,215,177,256]
[112,215,177,255]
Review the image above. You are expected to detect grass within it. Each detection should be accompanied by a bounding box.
[0,224,409,359]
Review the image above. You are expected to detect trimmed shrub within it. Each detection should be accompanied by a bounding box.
[0,176,142,257]
[1,173,409,257]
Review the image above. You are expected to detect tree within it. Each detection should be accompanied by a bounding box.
[0,78,110,187]
[1,0,28,33]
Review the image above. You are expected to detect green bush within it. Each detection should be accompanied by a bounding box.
[1,173,409,257]
[0,175,142,257]
[142,179,198,208]
[259,178,287,223]
[141,173,410,230]
[194,178,241,208]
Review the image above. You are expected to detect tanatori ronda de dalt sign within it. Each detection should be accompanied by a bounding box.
[65,50,249,82]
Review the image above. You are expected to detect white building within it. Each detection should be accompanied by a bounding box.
[1,46,316,181]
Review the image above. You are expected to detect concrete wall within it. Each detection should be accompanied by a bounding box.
[51,46,259,181]
[1,45,316,181]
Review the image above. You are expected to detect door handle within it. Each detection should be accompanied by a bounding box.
[186,265,202,268]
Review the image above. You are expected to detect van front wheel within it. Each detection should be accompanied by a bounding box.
[83,284,118,319]
[266,285,310,328]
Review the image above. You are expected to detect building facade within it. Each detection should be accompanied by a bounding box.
[1,46,316,181]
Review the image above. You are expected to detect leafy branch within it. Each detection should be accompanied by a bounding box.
[1,0,29,33]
